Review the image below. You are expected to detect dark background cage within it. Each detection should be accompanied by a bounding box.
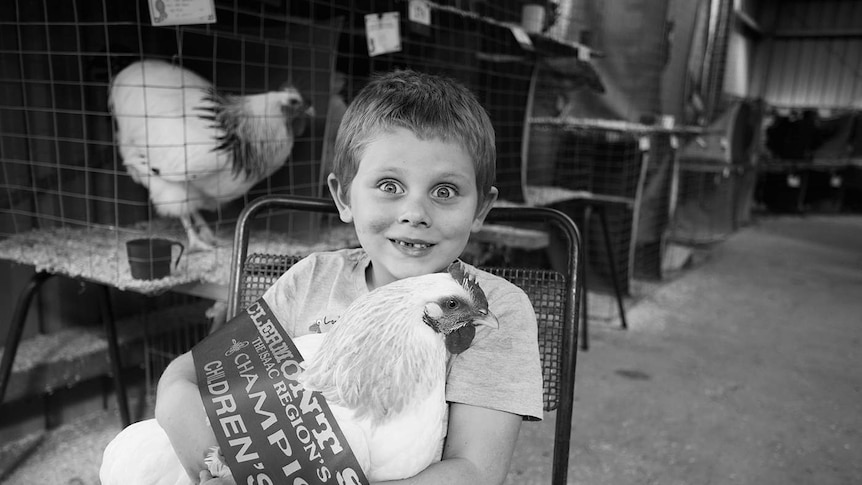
[0,0,590,437]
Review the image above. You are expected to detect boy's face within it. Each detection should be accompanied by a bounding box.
[329,127,497,290]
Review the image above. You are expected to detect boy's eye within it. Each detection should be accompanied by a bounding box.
[378,180,404,194]
[432,185,457,199]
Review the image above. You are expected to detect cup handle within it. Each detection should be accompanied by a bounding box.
[171,241,185,268]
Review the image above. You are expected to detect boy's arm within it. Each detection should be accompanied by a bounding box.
[375,402,522,485]
[154,350,219,481]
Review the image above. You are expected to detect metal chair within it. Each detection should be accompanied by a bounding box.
[227,194,582,485]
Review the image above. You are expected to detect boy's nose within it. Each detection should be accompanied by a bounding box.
[398,198,431,227]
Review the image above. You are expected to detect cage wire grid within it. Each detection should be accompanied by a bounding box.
[0,1,688,357]
[0,1,588,282]
[0,0,349,292]
[0,0,594,401]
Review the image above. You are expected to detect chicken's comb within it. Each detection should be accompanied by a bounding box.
[447,261,489,310]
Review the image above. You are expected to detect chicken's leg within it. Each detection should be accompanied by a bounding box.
[180,213,215,252]
[191,210,218,245]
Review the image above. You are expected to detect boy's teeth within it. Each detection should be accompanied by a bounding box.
[396,240,429,249]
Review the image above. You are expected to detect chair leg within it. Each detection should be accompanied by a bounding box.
[97,284,131,426]
[596,207,628,330]
[580,205,591,351]
[0,271,54,404]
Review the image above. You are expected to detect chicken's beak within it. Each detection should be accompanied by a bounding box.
[474,309,499,330]
[282,103,315,119]
[289,103,315,137]
[444,310,498,354]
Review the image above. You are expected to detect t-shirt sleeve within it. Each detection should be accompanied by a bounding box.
[261,256,314,338]
[444,282,544,421]
[260,249,368,339]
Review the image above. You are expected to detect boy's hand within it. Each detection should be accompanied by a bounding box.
[199,470,236,485]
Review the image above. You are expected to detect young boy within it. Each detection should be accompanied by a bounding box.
[155,69,543,484]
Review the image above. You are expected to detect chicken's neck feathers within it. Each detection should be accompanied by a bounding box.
[200,89,292,181]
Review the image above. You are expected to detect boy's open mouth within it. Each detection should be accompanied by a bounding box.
[390,238,433,249]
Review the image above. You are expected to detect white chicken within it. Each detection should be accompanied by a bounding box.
[100,261,495,484]
[299,261,497,481]
[109,59,314,251]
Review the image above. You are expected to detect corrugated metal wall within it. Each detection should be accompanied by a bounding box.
[751,0,862,109]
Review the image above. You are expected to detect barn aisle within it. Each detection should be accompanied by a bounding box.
[510,213,862,484]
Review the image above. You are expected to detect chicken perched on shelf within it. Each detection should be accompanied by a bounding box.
[109,59,314,251]
[99,262,495,484]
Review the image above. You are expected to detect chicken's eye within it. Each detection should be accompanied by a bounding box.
[446,299,459,310]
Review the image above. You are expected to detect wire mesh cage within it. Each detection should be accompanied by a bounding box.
[668,99,765,245]
[671,162,747,244]
[0,0,590,414]
[0,1,591,287]
[524,118,649,294]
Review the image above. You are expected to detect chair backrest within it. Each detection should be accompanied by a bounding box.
[228,194,581,485]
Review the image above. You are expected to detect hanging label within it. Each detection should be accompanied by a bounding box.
[192,299,369,485]
[365,12,402,57]
[639,136,651,151]
[148,0,216,26]
[510,25,534,50]
[408,0,432,26]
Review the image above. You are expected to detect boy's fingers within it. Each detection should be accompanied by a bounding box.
[199,470,236,485]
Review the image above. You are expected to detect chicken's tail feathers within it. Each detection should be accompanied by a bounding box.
[99,418,189,485]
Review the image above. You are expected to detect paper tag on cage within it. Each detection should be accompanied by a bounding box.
[365,12,402,57]
[148,0,216,26]
[639,136,651,151]
[787,174,801,188]
[408,0,432,26]
[510,26,534,50]
[192,299,369,485]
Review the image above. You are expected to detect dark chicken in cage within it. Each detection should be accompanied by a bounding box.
[109,59,315,252]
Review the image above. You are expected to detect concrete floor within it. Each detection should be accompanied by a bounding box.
[2,214,861,484]
[510,214,862,484]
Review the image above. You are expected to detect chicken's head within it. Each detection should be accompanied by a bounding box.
[422,261,498,354]
[272,84,315,135]
[298,261,498,422]
[275,85,313,116]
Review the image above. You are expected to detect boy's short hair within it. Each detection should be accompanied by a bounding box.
[332,69,496,205]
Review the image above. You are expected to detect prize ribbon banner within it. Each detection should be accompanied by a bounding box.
[192,299,369,485]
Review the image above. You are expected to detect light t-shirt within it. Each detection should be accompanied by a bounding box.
[262,248,544,420]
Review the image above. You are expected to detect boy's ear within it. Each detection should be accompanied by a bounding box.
[327,173,354,223]
[471,186,499,232]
